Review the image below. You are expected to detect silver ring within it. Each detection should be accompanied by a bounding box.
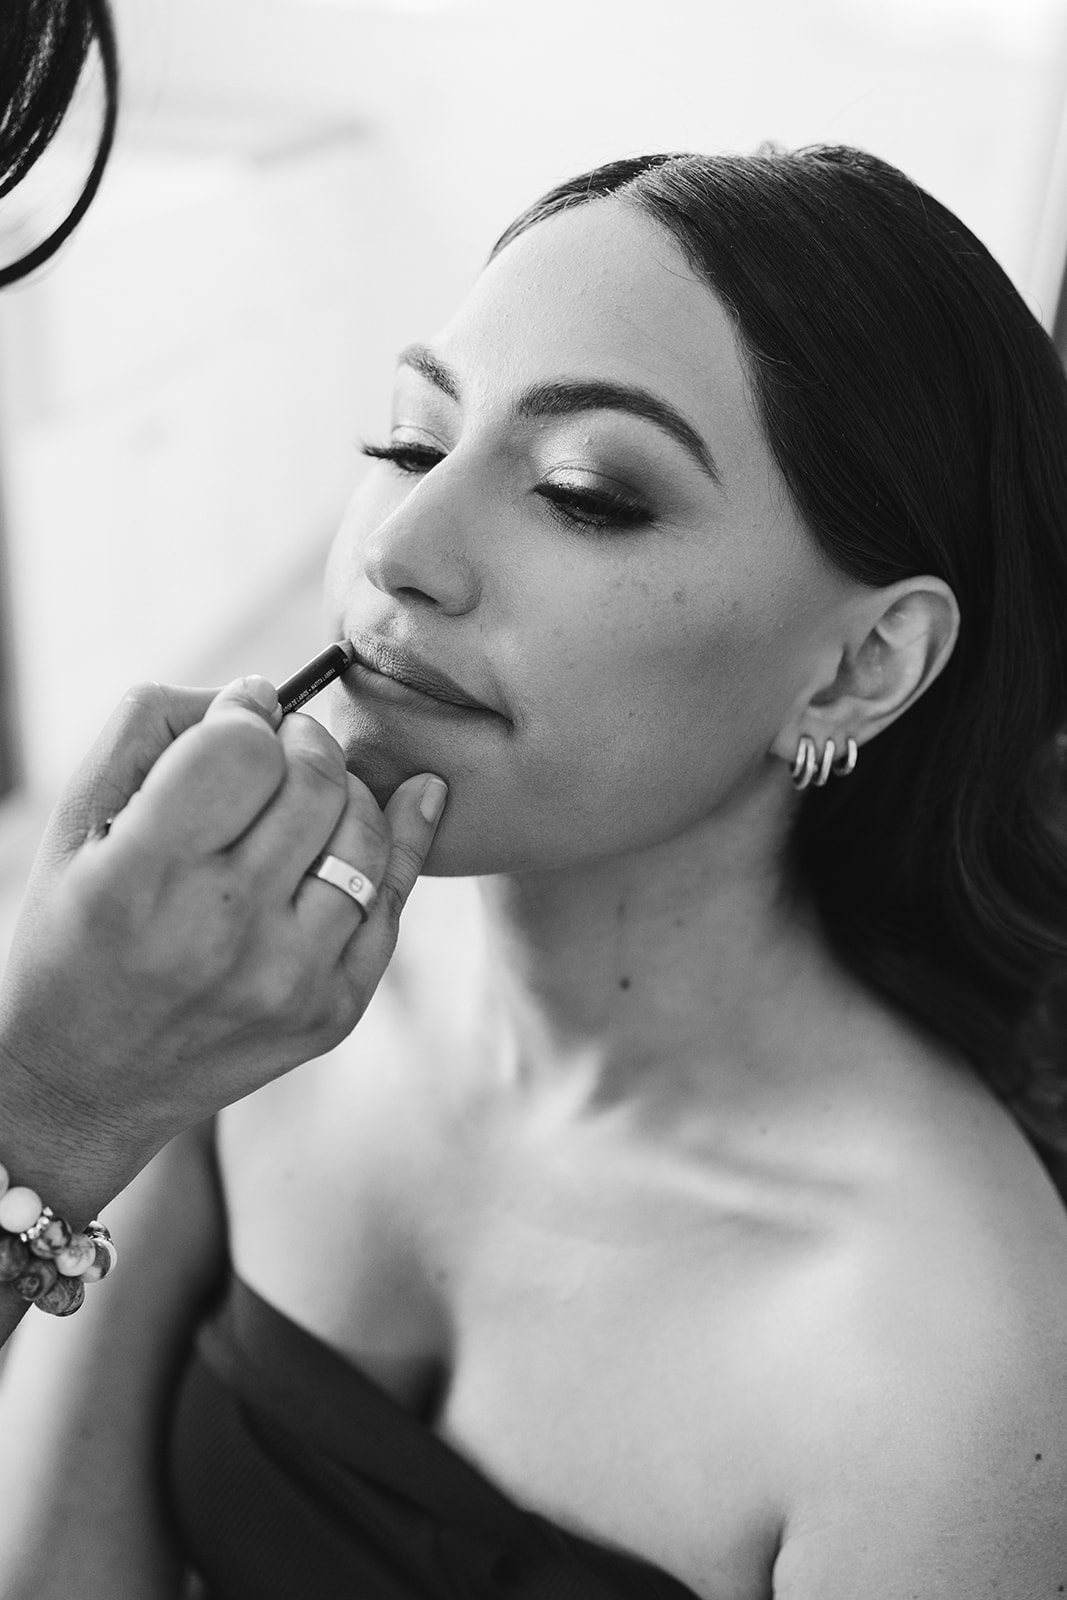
[307,853,377,919]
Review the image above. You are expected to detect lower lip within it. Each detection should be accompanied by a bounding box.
[346,658,495,717]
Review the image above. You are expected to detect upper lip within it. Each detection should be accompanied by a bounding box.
[348,632,498,713]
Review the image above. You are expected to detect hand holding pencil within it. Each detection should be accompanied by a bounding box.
[0,657,446,1238]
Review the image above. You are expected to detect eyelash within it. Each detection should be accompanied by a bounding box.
[360,440,652,533]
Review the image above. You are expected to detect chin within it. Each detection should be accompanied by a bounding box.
[335,736,502,874]
[323,696,625,879]
[342,744,415,811]
[321,693,414,807]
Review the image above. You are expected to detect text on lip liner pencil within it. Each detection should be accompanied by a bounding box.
[277,640,355,715]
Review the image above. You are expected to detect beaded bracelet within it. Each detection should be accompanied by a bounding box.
[0,1162,116,1317]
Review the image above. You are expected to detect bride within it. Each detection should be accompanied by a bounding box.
[2,145,1066,1600]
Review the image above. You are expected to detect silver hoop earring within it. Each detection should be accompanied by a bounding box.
[831,736,858,778]
[790,734,817,791]
[812,738,836,787]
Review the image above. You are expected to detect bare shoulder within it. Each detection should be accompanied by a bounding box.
[762,1052,1067,1599]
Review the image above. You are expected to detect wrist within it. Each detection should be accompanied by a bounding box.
[0,1033,154,1224]
[0,1122,120,1228]
[0,1176,118,1317]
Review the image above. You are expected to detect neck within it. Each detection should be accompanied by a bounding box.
[472,786,844,1120]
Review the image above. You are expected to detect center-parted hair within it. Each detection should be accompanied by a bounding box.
[494,148,1067,1179]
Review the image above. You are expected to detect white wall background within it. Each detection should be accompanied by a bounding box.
[0,0,1064,800]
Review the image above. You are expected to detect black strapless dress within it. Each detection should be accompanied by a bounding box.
[167,1273,702,1600]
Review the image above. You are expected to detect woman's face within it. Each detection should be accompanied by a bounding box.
[323,199,853,875]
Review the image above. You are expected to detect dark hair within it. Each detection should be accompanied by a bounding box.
[0,0,118,286]
[494,148,1067,1180]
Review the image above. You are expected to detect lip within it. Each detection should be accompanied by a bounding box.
[347,633,501,716]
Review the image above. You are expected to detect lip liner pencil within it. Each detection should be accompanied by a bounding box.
[277,640,356,715]
[101,643,356,839]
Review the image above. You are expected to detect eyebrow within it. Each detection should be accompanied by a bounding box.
[396,342,723,487]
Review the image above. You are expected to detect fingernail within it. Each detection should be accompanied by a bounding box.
[418,776,448,825]
[243,675,279,714]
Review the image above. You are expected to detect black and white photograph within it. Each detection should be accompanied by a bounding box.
[0,2,1066,1595]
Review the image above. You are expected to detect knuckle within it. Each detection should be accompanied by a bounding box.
[121,678,168,710]
[375,874,407,927]
[101,680,169,746]
[118,679,206,737]
[253,964,337,1042]
[353,814,392,875]
[384,838,424,896]
[240,958,299,1022]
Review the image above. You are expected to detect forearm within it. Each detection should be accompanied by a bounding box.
[0,1124,225,1599]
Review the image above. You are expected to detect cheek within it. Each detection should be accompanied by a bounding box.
[546,573,790,745]
[322,480,395,631]
[324,486,373,587]
[322,498,357,619]
[321,529,346,623]
[507,577,796,839]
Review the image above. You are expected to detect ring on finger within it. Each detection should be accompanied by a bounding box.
[306,853,377,921]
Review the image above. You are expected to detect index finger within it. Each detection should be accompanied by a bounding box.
[45,682,218,865]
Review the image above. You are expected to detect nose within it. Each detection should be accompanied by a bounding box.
[358,470,481,617]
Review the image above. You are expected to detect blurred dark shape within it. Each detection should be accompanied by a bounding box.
[0,0,118,286]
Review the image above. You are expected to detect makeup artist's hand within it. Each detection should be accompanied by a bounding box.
[0,676,446,1224]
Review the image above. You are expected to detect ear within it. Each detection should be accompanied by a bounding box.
[770,577,960,768]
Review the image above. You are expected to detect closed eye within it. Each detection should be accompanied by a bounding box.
[361,440,443,474]
[534,482,652,533]
[359,440,654,534]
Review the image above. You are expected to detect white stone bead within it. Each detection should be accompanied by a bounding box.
[55,1233,96,1277]
[0,1164,8,1200]
[0,1186,43,1234]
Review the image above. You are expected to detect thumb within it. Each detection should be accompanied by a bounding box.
[203,674,282,730]
[380,774,449,914]
[344,774,448,977]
